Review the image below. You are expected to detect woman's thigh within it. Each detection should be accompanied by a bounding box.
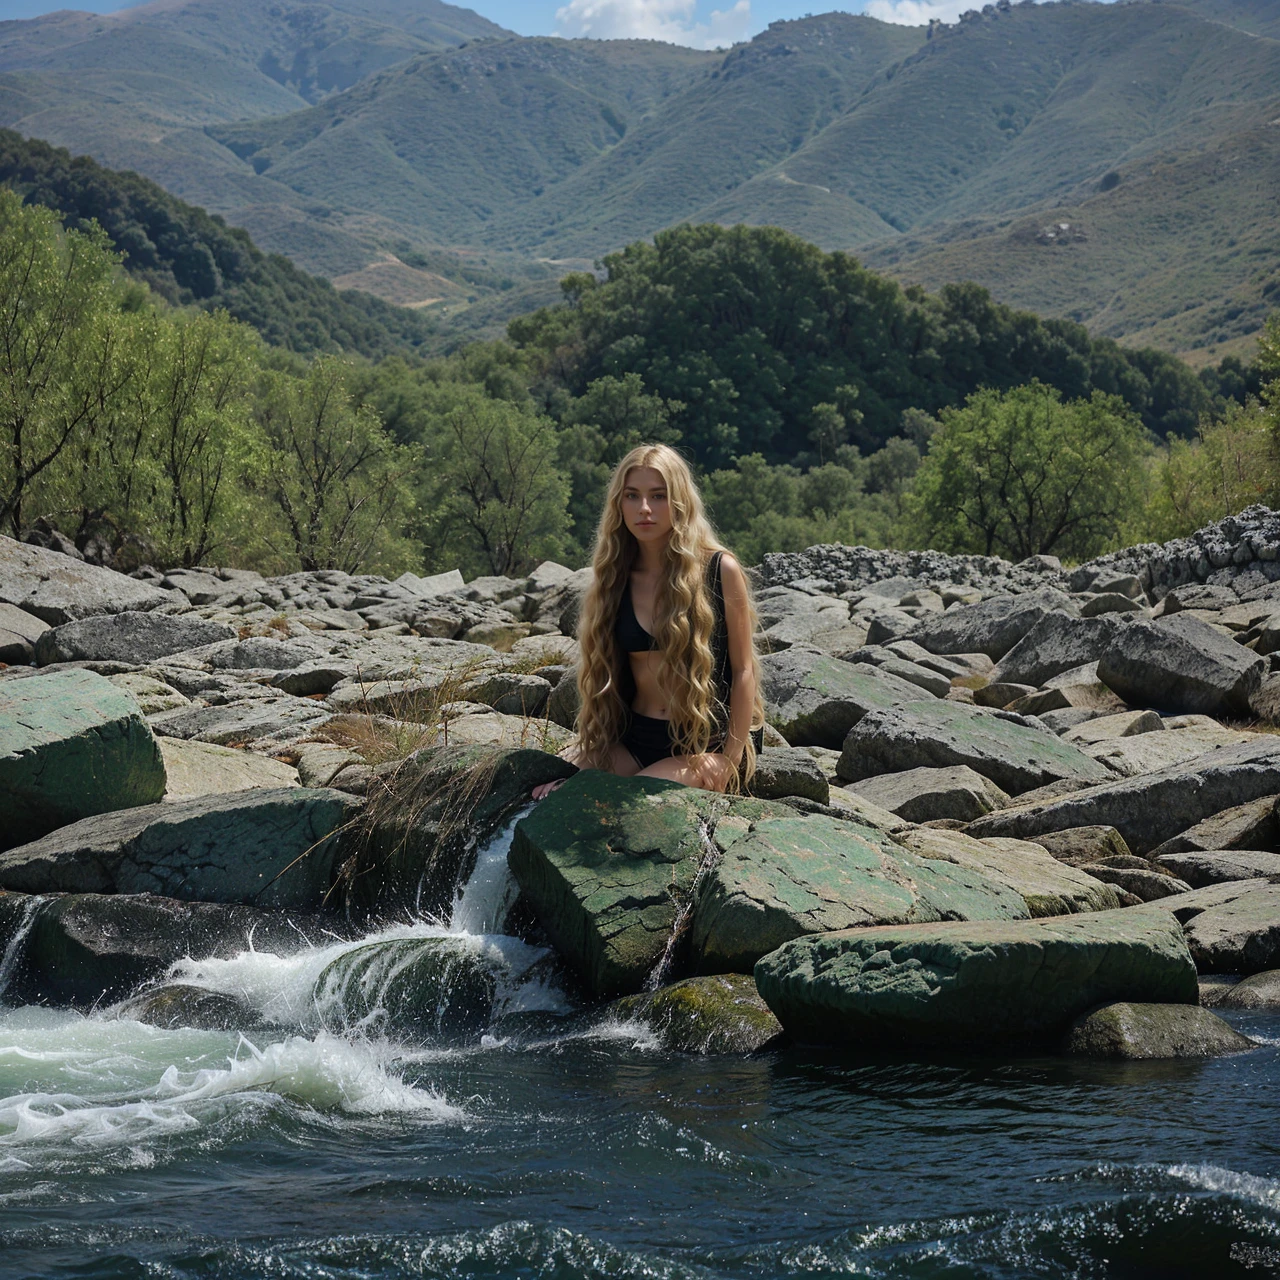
[609,743,643,776]
[637,753,734,792]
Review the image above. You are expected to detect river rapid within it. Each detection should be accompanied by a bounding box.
[1,815,1278,1280]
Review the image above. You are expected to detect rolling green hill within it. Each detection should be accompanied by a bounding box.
[210,38,714,250]
[0,128,438,358]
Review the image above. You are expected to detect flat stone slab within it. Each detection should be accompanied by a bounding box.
[897,828,1121,916]
[1154,849,1280,888]
[36,611,235,666]
[1173,880,1280,974]
[690,812,1028,973]
[837,700,1109,796]
[0,787,358,909]
[845,765,1010,822]
[754,908,1198,1048]
[968,737,1280,854]
[1061,1002,1254,1058]
[1083,725,1257,778]
[761,650,925,748]
[0,668,166,849]
[1148,795,1279,858]
[159,737,300,800]
[0,535,179,624]
[149,698,332,746]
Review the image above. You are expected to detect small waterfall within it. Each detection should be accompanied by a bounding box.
[0,897,43,1003]
[154,810,569,1044]
[449,804,532,936]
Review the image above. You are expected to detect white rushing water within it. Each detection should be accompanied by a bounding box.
[0,812,565,1166]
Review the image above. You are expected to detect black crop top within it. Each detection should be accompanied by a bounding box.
[615,554,732,710]
[616,582,658,653]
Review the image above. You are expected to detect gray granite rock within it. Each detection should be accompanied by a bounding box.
[0,787,358,909]
[837,700,1110,795]
[845,765,1010,822]
[35,611,235,666]
[1061,1002,1254,1058]
[0,535,179,624]
[907,591,1079,661]
[994,613,1129,687]
[1097,614,1265,718]
[1148,795,1279,857]
[761,649,925,748]
[967,737,1280,853]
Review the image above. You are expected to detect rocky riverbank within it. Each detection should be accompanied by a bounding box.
[3,511,1280,1060]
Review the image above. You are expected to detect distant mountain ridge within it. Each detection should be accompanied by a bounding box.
[0,0,1276,359]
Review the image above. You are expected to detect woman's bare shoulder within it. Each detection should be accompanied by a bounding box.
[717,552,748,588]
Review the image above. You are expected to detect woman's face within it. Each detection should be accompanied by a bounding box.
[620,466,673,545]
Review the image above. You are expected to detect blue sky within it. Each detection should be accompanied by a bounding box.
[1,0,1117,43]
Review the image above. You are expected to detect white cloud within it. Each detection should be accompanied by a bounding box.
[554,0,753,48]
[863,0,988,22]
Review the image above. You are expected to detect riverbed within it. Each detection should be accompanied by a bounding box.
[1,821,1277,1280]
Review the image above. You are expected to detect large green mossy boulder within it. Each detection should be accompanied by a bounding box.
[609,974,783,1054]
[510,772,1035,997]
[0,788,358,909]
[690,812,1028,973]
[0,668,167,849]
[510,771,734,998]
[754,908,1198,1049]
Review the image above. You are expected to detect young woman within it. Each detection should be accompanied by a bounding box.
[534,443,764,797]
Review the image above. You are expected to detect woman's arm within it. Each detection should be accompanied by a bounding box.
[717,553,757,770]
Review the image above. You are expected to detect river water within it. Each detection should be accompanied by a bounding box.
[1,816,1278,1279]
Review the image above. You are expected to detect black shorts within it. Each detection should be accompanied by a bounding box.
[620,711,677,769]
[619,713,764,771]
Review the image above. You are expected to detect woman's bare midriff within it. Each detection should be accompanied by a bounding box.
[628,651,669,719]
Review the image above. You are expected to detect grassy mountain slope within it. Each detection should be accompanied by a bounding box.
[482,15,921,254]
[862,111,1280,364]
[1160,0,1280,37]
[210,39,715,250]
[0,128,437,358]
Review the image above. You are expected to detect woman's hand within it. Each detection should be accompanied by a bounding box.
[532,778,567,801]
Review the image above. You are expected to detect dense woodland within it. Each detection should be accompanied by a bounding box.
[1,166,1277,582]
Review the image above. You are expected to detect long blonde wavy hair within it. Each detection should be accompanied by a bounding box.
[574,444,764,786]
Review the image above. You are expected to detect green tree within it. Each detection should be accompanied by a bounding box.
[910,382,1149,560]
[255,357,416,573]
[422,387,570,577]
[1143,399,1277,543]
[555,373,683,558]
[0,190,130,536]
